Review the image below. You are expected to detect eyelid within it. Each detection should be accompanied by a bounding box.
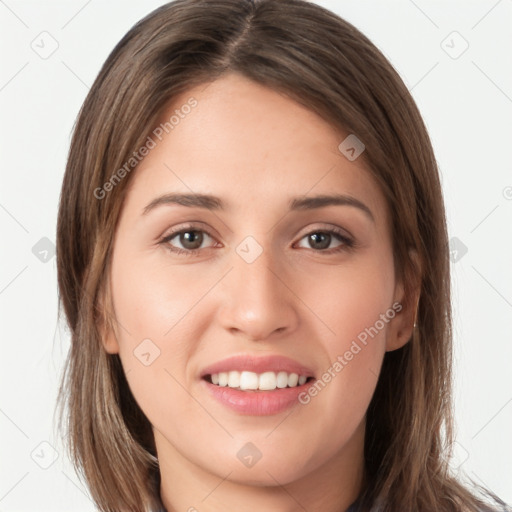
[158,222,221,258]
[159,221,218,241]
[294,222,354,241]
[158,221,356,256]
[159,222,352,241]
[292,226,355,253]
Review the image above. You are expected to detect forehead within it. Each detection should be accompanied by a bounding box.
[124,73,388,226]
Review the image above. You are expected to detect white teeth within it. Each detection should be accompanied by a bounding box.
[218,372,228,387]
[258,371,276,390]
[288,373,299,387]
[208,370,309,390]
[228,371,240,388]
[239,371,259,390]
[276,371,289,388]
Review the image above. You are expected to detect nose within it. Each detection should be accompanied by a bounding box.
[216,245,300,342]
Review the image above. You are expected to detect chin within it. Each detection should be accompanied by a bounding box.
[223,463,309,487]
[203,443,315,487]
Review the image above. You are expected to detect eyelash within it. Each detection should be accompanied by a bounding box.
[158,224,355,257]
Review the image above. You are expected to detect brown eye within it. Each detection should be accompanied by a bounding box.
[296,229,352,252]
[307,232,332,250]
[161,228,216,255]
[177,230,204,250]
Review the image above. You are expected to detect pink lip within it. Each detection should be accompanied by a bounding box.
[199,354,316,416]
[201,380,313,415]
[199,354,315,379]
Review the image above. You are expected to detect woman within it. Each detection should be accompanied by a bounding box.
[55,0,508,510]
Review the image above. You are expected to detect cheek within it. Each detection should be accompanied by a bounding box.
[297,249,395,356]
[108,249,215,442]
[110,244,216,351]
[291,252,394,440]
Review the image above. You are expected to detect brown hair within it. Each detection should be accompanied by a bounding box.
[55,1,506,511]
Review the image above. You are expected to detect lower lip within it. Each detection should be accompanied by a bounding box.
[201,379,314,416]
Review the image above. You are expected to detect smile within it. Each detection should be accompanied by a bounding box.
[205,370,311,390]
[200,354,317,415]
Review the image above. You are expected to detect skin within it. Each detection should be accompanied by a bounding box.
[101,73,417,512]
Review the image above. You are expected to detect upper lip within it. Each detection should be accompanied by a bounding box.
[200,354,316,379]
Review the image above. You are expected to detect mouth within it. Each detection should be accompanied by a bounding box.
[203,371,315,391]
[199,354,317,415]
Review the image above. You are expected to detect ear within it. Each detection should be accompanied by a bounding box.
[385,249,421,352]
[99,319,120,354]
[96,286,120,355]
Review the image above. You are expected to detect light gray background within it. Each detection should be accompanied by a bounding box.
[1,0,511,510]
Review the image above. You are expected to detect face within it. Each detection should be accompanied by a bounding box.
[102,73,412,488]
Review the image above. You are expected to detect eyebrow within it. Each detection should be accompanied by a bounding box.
[142,192,374,222]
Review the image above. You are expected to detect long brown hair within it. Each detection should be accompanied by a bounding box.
[55,1,506,511]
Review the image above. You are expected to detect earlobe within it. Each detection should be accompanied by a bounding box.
[386,250,421,352]
[96,289,120,354]
[385,295,419,352]
[101,322,120,354]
